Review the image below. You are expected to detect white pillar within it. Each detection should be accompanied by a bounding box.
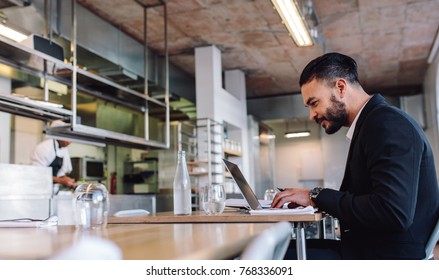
[195,45,222,120]
[225,69,246,101]
[195,45,251,192]
[224,69,251,188]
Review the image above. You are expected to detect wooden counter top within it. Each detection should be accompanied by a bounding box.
[0,223,274,260]
[108,210,323,224]
[0,211,323,260]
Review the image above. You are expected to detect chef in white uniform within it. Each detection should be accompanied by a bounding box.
[31,120,76,193]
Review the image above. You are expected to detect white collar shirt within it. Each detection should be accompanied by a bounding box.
[346,98,371,142]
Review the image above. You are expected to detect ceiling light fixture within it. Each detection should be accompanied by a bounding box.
[259,133,276,144]
[284,131,311,138]
[271,0,314,47]
[284,119,311,138]
[0,23,27,42]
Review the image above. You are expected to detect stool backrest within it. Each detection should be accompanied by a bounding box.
[240,221,292,260]
[425,217,439,260]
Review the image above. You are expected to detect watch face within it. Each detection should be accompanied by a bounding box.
[310,187,322,199]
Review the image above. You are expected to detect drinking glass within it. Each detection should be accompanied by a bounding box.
[201,184,226,215]
[264,188,277,201]
[73,182,109,229]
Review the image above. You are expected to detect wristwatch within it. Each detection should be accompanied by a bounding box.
[309,187,324,201]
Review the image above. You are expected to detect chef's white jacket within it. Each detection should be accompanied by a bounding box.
[31,138,72,177]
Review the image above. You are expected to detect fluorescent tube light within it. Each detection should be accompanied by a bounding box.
[284,130,311,138]
[271,0,314,47]
[259,133,276,142]
[0,23,27,42]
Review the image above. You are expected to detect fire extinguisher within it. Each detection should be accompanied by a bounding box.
[110,172,117,194]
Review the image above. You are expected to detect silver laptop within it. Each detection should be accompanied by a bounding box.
[223,159,268,210]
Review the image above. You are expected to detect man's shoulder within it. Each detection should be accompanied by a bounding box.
[367,94,407,117]
[373,104,416,129]
[31,139,55,164]
[360,102,423,144]
[34,139,54,150]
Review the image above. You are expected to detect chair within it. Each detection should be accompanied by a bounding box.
[240,221,292,260]
[50,236,122,260]
[424,216,439,260]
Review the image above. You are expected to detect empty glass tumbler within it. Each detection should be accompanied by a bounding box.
[73,182,109,229]
[201,184,226,215]
[264,188,277,201]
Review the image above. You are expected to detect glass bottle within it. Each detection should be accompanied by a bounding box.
[173,150,192,215]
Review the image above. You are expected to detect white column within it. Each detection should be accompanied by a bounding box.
[225,69,246,101]
[195,45,222,120]
[195,45,251,192]
[224,69,251,188]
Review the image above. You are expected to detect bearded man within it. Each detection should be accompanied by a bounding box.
[272,52,439,260]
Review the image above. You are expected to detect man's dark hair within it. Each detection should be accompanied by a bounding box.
[299,52,361,87]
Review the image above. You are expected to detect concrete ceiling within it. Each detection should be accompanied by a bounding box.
[77,0,438,100]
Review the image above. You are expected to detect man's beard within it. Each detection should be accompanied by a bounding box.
[317,94,348,135]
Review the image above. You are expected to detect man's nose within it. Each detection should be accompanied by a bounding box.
[309,109,317,121]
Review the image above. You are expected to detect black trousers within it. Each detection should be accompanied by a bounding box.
[284,239,342,260]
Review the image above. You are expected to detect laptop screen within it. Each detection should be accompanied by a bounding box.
[223,159,262,210]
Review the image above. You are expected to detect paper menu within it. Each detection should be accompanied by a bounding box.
[249,206,315,215]
[225,198,272,209]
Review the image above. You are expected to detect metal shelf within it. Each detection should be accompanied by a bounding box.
[46,123,168,149]
[224,148,243,157]
[0,37,167,108]
[0,36,72,74]
[187,161,208,165]
[178,118,225,197]
[189,172,208,176]
[0,0,171,149]
[0,93,72,122]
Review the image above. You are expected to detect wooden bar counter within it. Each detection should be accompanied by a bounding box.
[108,209,323,260]
[0,210,322,260]
[108,210,322,224]
[0,223,274,260]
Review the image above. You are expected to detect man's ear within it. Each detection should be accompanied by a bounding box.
[335,79,347,98]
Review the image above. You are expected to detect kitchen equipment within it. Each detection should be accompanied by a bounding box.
[70,157,105,182]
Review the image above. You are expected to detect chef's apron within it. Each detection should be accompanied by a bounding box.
[49,139,63,177]
[48,140,64,214]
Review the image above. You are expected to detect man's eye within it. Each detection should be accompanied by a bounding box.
[311,101,318,107]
